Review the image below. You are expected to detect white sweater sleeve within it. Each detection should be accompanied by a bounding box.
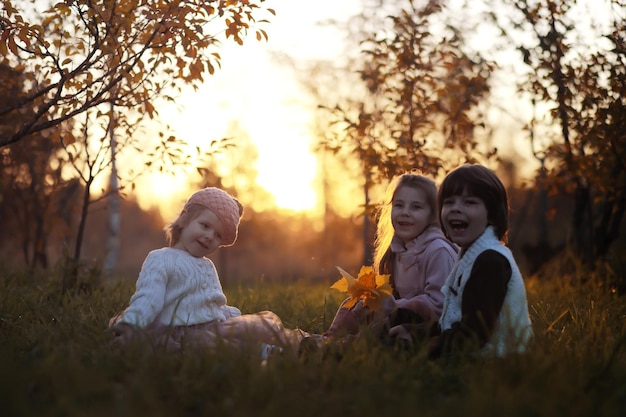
[118,250,168,328]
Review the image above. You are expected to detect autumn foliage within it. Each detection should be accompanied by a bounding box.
[0,0,274,147]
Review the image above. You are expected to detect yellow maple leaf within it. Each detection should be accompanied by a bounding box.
[330,265,392,312]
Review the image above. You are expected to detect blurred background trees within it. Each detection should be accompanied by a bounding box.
[309,0,625,279]
[489,0,626,267]
[1,0,624,289]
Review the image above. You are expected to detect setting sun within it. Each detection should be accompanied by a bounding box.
[125,0,366,220]
[254,138,318,213]
[150,38,322,217]
[131,173,191,221]
[244,86,320,214]
[132,86,321,219]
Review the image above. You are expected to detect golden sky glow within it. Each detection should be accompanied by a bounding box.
[129,0,572,220]
[132,0,363,220]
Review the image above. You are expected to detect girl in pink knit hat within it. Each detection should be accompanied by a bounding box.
[108,187,307,356]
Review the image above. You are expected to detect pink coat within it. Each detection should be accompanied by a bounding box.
[391,225,458,322]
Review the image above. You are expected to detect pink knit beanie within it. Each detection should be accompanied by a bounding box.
[183,187,243,246]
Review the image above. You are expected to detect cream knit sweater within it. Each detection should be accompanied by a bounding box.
[117,248,241,328]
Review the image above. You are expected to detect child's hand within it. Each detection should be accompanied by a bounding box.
[110,322,133,337]
[379,296,397,316]
[109,322,135,349]
[388,324,412,341]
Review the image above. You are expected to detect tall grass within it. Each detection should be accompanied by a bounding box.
[1,266,625,417]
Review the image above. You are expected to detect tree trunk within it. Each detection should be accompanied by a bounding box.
[62,177,92,293]
[104,105,120,277]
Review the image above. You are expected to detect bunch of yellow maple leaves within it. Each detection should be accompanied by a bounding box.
[330,266,393,312]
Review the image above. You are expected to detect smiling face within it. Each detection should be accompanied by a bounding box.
[174,208,224,258]
[391,185,434,243]
[440,189,489,250]
[438,165,510,244]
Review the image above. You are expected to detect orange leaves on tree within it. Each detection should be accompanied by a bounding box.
[0,30,10,56]
[144,101,156,118]
[0,0,274,148]
[330,266,392,312]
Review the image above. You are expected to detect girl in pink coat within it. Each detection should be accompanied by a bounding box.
[324,172,458,345]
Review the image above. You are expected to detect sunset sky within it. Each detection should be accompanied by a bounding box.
[129,0,611,221]
[134,0,363,220]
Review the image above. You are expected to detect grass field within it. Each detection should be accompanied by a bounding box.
[1,266,625,417]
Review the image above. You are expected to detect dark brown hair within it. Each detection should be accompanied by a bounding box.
[437,164,509,242]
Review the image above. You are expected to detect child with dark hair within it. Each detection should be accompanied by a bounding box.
[430,164,533,358]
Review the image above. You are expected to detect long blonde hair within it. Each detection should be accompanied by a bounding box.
[373,172,438,276]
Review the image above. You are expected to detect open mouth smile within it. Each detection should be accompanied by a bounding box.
[448,220,467,231]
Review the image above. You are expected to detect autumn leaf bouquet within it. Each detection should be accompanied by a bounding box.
[330,265,393,312]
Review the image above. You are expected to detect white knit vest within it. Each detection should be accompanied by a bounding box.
[439,226,533,357]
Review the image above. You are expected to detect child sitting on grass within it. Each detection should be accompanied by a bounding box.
[109,187,307,355]
[300,172,457,354]
[428,164,534,358]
